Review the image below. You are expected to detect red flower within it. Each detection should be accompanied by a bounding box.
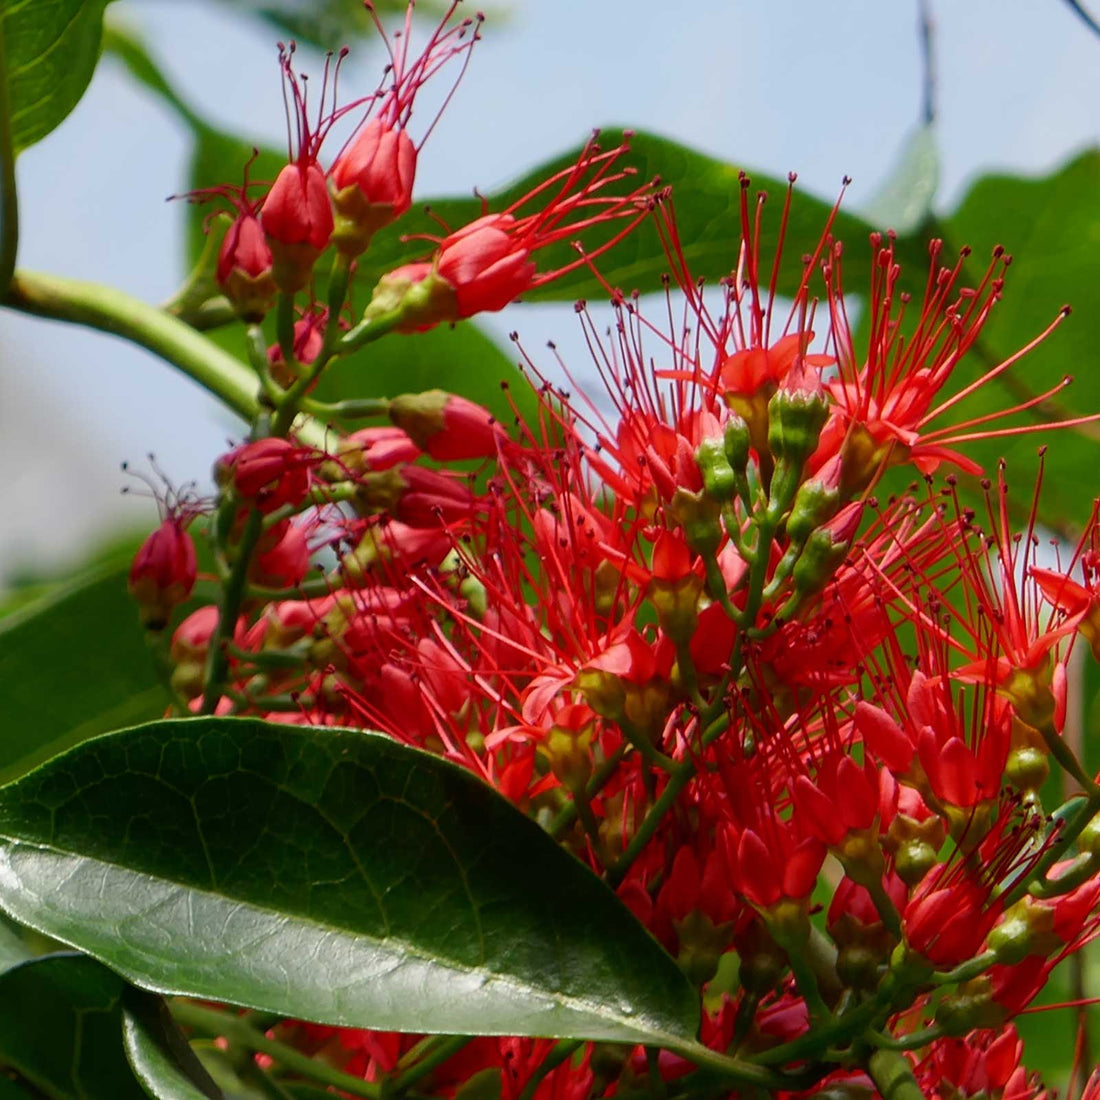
[365,134,658,329]
[222,437,316,513]
[389,390,507,461]
[216,213,275,320]
[263,162,333,253]
[129,516,197,630]
[329,3,480,252]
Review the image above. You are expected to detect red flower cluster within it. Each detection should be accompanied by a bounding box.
[137,7,1100,1098]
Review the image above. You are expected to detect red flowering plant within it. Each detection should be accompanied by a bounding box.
[1,2,1100,1097]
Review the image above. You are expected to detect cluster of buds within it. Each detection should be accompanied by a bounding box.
[132,6,1100,1097]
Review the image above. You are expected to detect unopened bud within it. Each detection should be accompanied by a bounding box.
[785,478,840,546]
[884,812,944,887]
[363,264,458,332]
[723,415,751,470]
[538,705,595,793]
[217,214,276,321]
[695,437,736,502]
[766,388,829,465]
[330,119,417,256]
[670,487,724,556]
[390,390,506,461]
[988,898,1057,965]
[129,519,197,630]
[262,162,333,293]
[674,910,731,988]
[934,978,1004,1035]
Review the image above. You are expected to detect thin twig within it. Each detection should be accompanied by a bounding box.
[916,0,937,125]
[1060,0,1100,40]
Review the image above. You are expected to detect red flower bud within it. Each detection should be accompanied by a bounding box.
[129,518,197,630]
[262,163,333,292]
[222,438,315,513]
[330,119,417,254]
[216,213,276,320]
[251,523,311,588]
[389,390,506,461]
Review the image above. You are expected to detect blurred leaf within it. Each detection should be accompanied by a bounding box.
[0,561,169,783]
[1,0,110,153]
[0,953,146,1099]
[0,918,30,972]
[0,1078,36,1099]
[927,148,1100,529]
[122,990,224,1100]
[358,128,914,304]
[0,717,699,1045]
[207,0,448,53]
[858,123,938,236]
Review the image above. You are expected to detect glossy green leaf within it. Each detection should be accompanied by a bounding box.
[0,953,146,1099]
[1,0,110,153]
[0,562,169,784]
[122,990,224,1100]
[0,717,698,1046]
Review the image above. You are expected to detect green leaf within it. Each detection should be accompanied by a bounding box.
[0,953,146,1099]
[0,1077,38,1099]
[122,990,224,1100]
[358,129,912,304]
[933,148,1100,527]
[1,0,111,153]
[858,123,938,237]
[0,561,170,784]
[0,916,30,971]
[0,717,699,1045]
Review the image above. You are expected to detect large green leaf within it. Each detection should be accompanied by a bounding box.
[1,0,110,153]
[934,148,1100,527]
[0,561,169,784]
[122,990,224,1100]
[0,953,146,1099]
[0,717,698,1046]
[351,128,908,305]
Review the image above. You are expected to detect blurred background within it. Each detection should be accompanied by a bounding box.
[2,0,1098,576]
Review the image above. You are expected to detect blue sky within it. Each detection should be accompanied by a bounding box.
[2,0,1097,573]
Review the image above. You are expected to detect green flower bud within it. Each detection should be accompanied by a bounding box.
[724,415,751,470]
[766,388,829,465]
[695,437,737,502]
[785,478,840,545]
[670,487,724,556]
[934,978,1005,1036]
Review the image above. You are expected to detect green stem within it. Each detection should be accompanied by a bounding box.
[608,763,693,887]
[2,270,337,448]
[547,744,629,840]
[0,15,17,293]
[340,307,406,353]
[930,950,996,986]
[202,507,264,713]
[276,292,299,369]
[387,1035,469,1094]
[171,1001,382,1100]
[1004,791,1100,908]
[864,1049,925,1100]
[301,396,393,420]
[866,1025,943,1052]
[517,1040,582,1100]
